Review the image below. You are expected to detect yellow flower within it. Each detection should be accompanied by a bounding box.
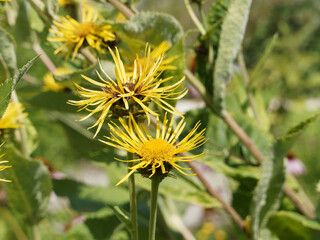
[43,68,71,92]
[48,5,116,60]
[69,46,187,137]
[0,143,11,182]
[101,113,206,186]
[125,41,178,76]
[0,102,26,130]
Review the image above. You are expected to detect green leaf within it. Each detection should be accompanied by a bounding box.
[267,211,320,240]
[108,205,132,232]
[1,145,51,225]
[53,62,98,88]
[84,207,122,240]
[27,91,80,113]
[113,12,183,46]
[251,115,318,239]
[53,178,129,212]
[0,27,17,78]
[206,0,230,53]
[250,34,278,88]
[213,0,252,114]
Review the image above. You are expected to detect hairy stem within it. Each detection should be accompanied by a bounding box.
[184,0,206,35]
[148,176,161,240]
[107,0,134,19]
[80,48,98,64]
[283,185,314,218]
[127,152,139,240]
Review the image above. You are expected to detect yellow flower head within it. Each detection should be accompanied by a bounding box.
[125,41,178,76]
[101,113,206,186]
[69,46,187,137]
[43,67,71,92]
[0,143,11,182]
[48,5,116,60]
[0,102,26,130]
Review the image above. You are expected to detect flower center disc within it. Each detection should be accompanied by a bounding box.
[139,139,176,163]
[75,22,94,37]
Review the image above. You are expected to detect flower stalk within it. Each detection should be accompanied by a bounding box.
[127,152,139,240]
[148,176,161,240]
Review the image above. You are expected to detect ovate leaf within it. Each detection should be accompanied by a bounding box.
[113,12,183,46]
[2,145,51,225]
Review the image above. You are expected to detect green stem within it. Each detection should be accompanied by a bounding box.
[31,224,41,240]
[127,152,138,240]
[184,0,206,35]
[148,176,161,240]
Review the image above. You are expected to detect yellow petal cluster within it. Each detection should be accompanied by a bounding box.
[101,113,207,186]
[48,5,116,60]
[69,46,187,137]
[0,102,26,130]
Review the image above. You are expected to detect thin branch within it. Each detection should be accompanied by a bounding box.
[32,34,57,73]
[107,0,134,19]
[222,111,263,164]
[283,185,315,218]
[185,157,247,232]
[184,0,206,35]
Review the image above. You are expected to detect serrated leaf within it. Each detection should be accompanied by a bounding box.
[1,145,51,225]
[251,115,318,239]
[267,211,320,240]
[0,78,14,119]
[213,0,252,114]
[0,27,17,78]
[12,55,39,88]
[0,55,39,119]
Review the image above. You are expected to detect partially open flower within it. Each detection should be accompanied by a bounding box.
[101,113,206,186]
[43,68,71,92]
[48,5,115,60]
[69,46,187,137]
[124,41,178,77]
